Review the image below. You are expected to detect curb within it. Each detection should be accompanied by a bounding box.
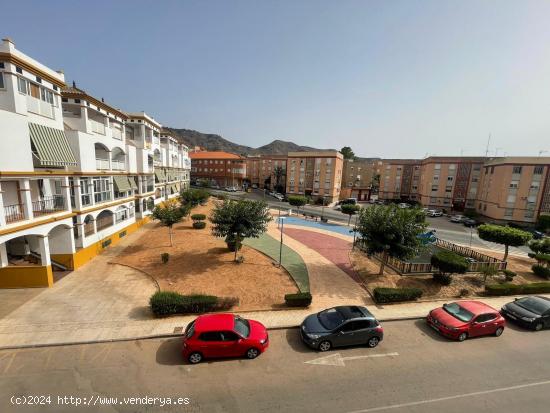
[0,316,426,351]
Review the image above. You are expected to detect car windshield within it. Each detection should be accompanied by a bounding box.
[185,321,195,339]
[515,298,550,315]
[318,308,345,330]
[443,303,474,322]
[234,316,250,338]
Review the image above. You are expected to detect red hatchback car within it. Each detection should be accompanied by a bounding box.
[427,301,505,342]
[182,314,269,364]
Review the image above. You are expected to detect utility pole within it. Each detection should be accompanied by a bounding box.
[484,134,491,157]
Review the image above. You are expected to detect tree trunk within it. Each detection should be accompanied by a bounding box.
[169,226,173,247]
[379,250,388,275]
[503,244,509,262]
[348,215,352,226]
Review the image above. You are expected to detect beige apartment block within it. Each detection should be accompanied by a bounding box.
[378,159,421,202]
[244,155,287,191]
[285,151,343,203]
[476,157,550,224]
[340,158,379,201]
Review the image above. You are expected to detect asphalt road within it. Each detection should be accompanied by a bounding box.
[2,319,549,412]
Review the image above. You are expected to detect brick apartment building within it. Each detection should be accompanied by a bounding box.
[340,158,379,201]
[189,151,247,188]
[244,155,287,191]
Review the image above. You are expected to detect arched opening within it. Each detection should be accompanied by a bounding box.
[146,197,154,211]
[95,143,110,170]
[115,205,129,224]
[47,224,75,276]
[83,214,95,237]
[147,154,153,170]
[96,210,114,232]
[111,147,126,171]
[4,234,43,266]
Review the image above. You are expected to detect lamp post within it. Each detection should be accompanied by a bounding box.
[321,195,327,220]
[278,217,285,267]
[352,214,359,250]
[469,225,474,247]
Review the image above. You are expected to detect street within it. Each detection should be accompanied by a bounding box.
[1,319,549,412]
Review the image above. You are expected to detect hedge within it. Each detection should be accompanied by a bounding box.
[485,282,550,296]
[373,287,423,303]
[284,292,312,307]
[191,213,206,221]
[192,221,206,229]
[532,264,550,279]
[150,292,239,316]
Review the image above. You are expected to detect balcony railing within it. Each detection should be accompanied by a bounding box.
[32,195,65,217]
[96,158,110,170]
[90,119,106,135]
[111,159,125,170]
[4,204,25,223]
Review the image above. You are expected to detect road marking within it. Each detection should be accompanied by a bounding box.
[346,379,550,412]
[305,352,399,367]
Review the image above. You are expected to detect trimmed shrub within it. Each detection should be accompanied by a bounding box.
[161,253,170,264]
[284,292,312,307]
[502,269,516,282]
[192,221,206,229]
[536,215,550,232]
[433,273,452,285]
[149,292,238,316]
[532,264,550,279]
[373,287,423,303]
[191,213,206,221]
[485,282,550,296]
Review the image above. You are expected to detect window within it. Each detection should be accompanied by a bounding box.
[80,178,92,206]
[221,331,240,341]
[504,208,513,217]
[507,195,516,203]
[512,166,522,174]
[447,176,454,182]
[475,314,497,323]
[340,322,357,333]
[16,66,22,74]
[115,207,129,223]
[534,166,544,175]
[509,181,519,189]
[0,73,4,89]
[353,320,373,330]
[18,77,28,94]
[198,332,223,341]
[434,164,441,170]
[0,62,4,68]
[93,177,111,203]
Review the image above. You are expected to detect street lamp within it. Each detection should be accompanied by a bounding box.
[321,195,328,220]
[278,217,286,267]
[352,214,359,250]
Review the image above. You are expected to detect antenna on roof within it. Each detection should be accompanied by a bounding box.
[101,97,104,102]
[72,80,76,88]
[484,134,491,157]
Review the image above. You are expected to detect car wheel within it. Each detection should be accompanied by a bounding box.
[495,327,504,337]
[318,340,331,352]
[534,322,544,331]
[246,348,260,359]
[457,332,468,342]
[367,337,380,348]
[188,352,202,364]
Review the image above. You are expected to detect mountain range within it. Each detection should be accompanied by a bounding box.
[165,128,335,155]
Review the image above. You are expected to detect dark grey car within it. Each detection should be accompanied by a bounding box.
[501,296,550,331]
[300,306,383,352]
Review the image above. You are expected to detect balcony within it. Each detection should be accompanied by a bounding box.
[96,158,110,170]
[90,118,106,135]
[32,196,65,217]
[4,204,25,223]
[111,160,125,170]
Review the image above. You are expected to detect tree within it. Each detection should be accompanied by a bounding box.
[210,200,272,261]
[180,188,210,207]
[151,199,188,246]
[288,195,307,212]
[536,215,550,232]
[529,237,550,255]
[477,224,532,261]
[340,146,355,160]
[341,204,361,225]
[430,250,468,285]
[356,204,427,275]
[273,166,286,193]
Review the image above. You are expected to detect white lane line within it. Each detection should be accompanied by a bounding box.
[346,379,550,413]
[305,352,399,366]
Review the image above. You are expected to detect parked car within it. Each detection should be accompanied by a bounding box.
[450,215,465,223]
[526,228,545,240]
[300,306,383,351]
[426,301,505,341]
[273,193,284,201]
[225,186,238,192]
[462,218,479,227]
[427,209,443,217]
[501,296,550,331]
[182,314,269,364]
[398,203,411,209]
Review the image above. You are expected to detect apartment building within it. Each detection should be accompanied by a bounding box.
[340,158,379,201]
[190,151,247,188]
[378,159,422,201]
[0,39,190,288]
[285,151,343,203]
[476,157,550,224]
[244,155,287,191]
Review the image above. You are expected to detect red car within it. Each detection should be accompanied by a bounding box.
[182,314,269,364]
[427,301,505,342]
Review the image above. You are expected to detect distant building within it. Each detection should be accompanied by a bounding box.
[244,155,287,191]
[190,151,247,188]
[340,158,378,201]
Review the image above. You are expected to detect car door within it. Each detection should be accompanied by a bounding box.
[332,321,361,347]
[350,320,374,344]
[469,314,493,337]
[542,310,550,328]
[197,331,225,358]
[221,331,243,357]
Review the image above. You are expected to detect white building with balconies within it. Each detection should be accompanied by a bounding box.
[0,39,190,288]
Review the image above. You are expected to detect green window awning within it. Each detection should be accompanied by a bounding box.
[113,175,132,192]
[29,123,77,167]
[154,169,166,182]
[128,177,138,190]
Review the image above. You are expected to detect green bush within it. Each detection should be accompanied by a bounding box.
[284,292,312,307]
[502,269,517,282]
[485,282,550,296]
[536,215,550,232]
[433,273,452,285]
[161,253,170,264]
[149,292,238,316]
[225,234,243,252]
[192,221,206,229]
[373,287,423,303]
[191,213,207,221]
[431,250,469,274]
[532,264,550,279]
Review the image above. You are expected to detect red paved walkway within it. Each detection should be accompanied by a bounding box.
[283,228,364,286]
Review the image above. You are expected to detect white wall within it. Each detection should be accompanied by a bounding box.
[0,109,34,171]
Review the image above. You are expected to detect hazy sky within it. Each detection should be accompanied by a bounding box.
[4,1,550,158]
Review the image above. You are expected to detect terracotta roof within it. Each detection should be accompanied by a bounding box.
[189,151,242,160]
